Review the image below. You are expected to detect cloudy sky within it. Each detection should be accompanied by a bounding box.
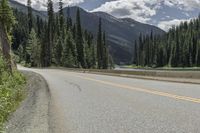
[14,0,200,31]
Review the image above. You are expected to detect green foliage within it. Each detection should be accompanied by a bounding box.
[59,0,65,38]
[62,35,76,67]
[134,17,200,67]
[76,8,86,68]
[97,18,109,69]
[0,0,16,38]
[11,3,112,69]
[0,56,26,131]
[102,32,109,69]
[12,9,28,52]
[26,28,41,67]
[97,18,103,69]
[55,37,63,65]
[46,0,54,67]
[27,0,33,33]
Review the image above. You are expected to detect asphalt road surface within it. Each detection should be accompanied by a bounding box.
[18,66,200,133]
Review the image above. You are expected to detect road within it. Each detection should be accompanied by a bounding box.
[18,66,200,133]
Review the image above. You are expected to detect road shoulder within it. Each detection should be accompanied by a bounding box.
[47,66,200,84]
[88,72,200,85]
[5,71,50,133]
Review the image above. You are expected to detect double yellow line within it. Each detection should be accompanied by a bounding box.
[75,75,200,104]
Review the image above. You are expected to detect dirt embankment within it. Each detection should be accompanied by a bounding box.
[5,71,50,133]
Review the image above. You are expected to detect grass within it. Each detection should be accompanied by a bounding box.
[0,56,26,132]
[121,65,200,71]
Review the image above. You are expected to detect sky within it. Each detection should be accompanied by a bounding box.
[13,0,200,31]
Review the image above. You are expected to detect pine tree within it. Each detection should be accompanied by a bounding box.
[55,15,60,36]
[40,21,48,67]
[62,35,76,67]
[18,44,24,62]
[84,32,95,68]
[55,37,63,65]
[27,0,32,33]
[135,15,200,68]
[152,36,157,66]
[36,15,41,36]
[10,1,110,69]
[138,34,143,66]
[66,7,72,31]
[72,24,76,39]
[91,42,96,68]
[97,18,103,69]
[59,0,65,38]
[174,28,180,67]
[102,31,108,69]
[75,8,85,68]
[167,31,174,67]
[134,40,138,65]
[0,0,15,35]
[195,40,200,66]
[0,0,16,71]
[26,29,40,67]
[47,0,54,66]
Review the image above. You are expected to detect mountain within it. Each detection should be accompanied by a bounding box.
[9,0,165,64]
[63,7,165,64]
[9,0,47,18]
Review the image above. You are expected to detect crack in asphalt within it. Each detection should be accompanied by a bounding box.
[65,80,82,92]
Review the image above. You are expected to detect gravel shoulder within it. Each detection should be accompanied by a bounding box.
[5,71,50,133]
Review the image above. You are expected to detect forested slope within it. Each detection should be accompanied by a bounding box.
[134,17,200,68]
[12,0,111,69]
[9,0,165,64]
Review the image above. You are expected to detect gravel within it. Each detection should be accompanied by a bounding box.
[5,71,50,133]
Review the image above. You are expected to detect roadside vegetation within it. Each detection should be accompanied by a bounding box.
[0,0,26,131]
[121,65,200,71]
[0,57,26,132]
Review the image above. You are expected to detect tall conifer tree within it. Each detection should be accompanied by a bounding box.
[0,0,15,71]
[75,8,85,68]
[102,31,108,69]
[59,0,64,38]
[27,0,32,33]
[97,18,103,69]
[46,0,54,66]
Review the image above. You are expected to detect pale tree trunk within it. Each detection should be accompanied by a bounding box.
[0,21,12,72]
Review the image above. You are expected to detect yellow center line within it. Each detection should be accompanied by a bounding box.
[74,75,200,104]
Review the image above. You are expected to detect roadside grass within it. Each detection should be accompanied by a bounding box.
[0,57,26,132]
[121,65,200,71]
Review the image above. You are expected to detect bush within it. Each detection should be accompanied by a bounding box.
[0,56,26,132]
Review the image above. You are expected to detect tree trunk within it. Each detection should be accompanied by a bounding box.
[0,21,12,72]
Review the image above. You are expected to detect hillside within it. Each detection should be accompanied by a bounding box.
[9,0,165,64]
[63,7,165,64]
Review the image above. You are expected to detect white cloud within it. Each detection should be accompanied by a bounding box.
[92,0,159,23]
[165,0,200,11]
[14,0,84,11]
[158,18,192,31]
[92,0,200,30]
[13,0,200,31]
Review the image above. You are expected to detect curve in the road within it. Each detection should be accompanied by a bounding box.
[74,75,200,104]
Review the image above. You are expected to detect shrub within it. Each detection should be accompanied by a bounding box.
[0,56,26,132]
